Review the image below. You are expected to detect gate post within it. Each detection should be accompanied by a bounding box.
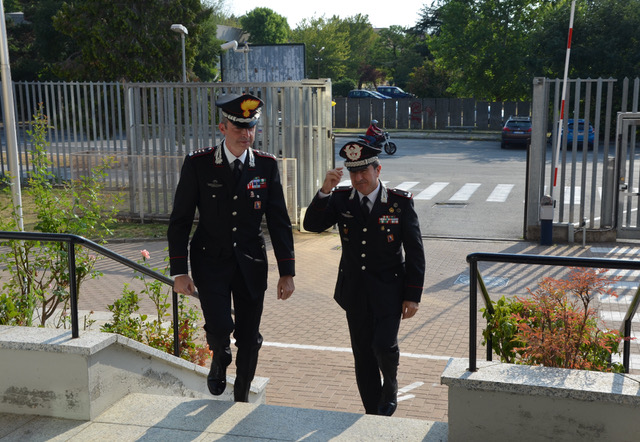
[526,78,550,241]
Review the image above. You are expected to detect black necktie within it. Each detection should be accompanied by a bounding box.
[233,159,242,182]
[361,196,370,218]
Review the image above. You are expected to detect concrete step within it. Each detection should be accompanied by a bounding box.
[0,392,449,441]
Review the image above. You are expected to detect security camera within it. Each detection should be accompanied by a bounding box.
[221,40,238,51]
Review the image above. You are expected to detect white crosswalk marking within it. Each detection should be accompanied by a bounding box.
[487,184,515,202]
[450,183,481,201]
[396,181,419,191]
[331,181,522,204]
[414,182,449,200]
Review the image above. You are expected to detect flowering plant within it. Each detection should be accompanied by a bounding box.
[102,249,210,366]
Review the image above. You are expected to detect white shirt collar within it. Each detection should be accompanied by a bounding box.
[223,142,247,165]
[358,181,381,206]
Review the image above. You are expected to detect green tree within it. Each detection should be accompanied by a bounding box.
[52,0,211,82]
[335,14,378,82]
[429,0,536,100]
[3,0,20,12]
[292,16,350,79]
[193,12,222,81]
[5,0,74,81]
[528,0,640,81]
[240,7,290,44]
[371,26,424,90]
[407,58,452,97]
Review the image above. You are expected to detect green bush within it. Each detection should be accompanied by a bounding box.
[0,103,120,327]
[482,267,625,373]
[333,78,357,97]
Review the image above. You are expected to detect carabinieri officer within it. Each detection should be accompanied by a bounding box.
[168,93,295,402]
[303,140,425,416]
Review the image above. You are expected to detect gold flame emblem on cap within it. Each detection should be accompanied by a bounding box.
[344,143,363,160]
[240,99,261,117]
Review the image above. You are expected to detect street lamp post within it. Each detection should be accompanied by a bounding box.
[170,24,188,82]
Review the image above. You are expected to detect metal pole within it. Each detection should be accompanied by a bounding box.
[551,0,577,206]
[623,319,631,373]
[0,1,24,230]
[244,50,249,82]
[67,242,79,338]
[181,33,186,83]
[172,290,180,357]
[469,259,478,372]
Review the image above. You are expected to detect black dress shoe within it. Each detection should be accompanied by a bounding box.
[378,400,397,416]
[207,361,226,395]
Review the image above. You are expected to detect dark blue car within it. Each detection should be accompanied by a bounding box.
[376,86,414,99]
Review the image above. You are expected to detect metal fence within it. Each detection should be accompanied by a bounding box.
[0,80,332,225]
[528,77,640,241]
[332,97,531,130]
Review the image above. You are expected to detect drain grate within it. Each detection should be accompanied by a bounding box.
[434,202,468,208]
[454,274,509,288]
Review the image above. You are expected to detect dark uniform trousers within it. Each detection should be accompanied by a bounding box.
[303,183,425,414]
[168,144,295,401]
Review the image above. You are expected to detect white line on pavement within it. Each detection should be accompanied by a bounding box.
[414,182,449,200]
[486,184,515,202]
[260,340,453,361]
[449,183,481,201]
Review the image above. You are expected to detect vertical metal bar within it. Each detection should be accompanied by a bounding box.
[67,241,79,338]
[632,79,640,229]
[88,83,96,151]
[623,319,631,373]
[568,79,582,225]
[173,289,180,357]
[602,80,615,227]
[469,259,478,372]
[590,79,603,228]
[116,82,124,153]
[579,81,591,226]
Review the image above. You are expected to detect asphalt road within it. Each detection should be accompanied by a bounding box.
[333,133,527,240]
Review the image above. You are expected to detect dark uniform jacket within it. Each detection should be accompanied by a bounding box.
[168,143,295,298]
[303,184,425,316]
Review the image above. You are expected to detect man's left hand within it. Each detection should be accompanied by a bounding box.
[402,301,419,319]
[277,275,295,300]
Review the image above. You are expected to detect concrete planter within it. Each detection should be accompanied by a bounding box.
[441,358,640,441]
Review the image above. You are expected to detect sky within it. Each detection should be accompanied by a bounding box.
[228,0,427,29]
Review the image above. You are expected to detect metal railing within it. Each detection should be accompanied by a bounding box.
[467,252,640,373]
[0,231,181,357]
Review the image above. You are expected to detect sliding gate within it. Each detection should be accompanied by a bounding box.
[616,112,640,239]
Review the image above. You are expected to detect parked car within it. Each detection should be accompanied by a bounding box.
[564,119,595,149]
[501,116,532,149]
[347,89,391,99]
[376,86,414,99]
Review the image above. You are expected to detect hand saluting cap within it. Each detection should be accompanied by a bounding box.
[339,140,382,171]
[215,93,264,128]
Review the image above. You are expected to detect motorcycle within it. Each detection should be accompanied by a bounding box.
[358,131,397,155]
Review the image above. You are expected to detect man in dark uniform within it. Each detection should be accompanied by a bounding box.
[303,140,425,416]
[168,93,295,402]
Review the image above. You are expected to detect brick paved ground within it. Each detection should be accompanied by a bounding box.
[5,230,636,422]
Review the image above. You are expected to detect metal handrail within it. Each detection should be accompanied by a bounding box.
[0,231,180,357]
[467,252,640,373]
